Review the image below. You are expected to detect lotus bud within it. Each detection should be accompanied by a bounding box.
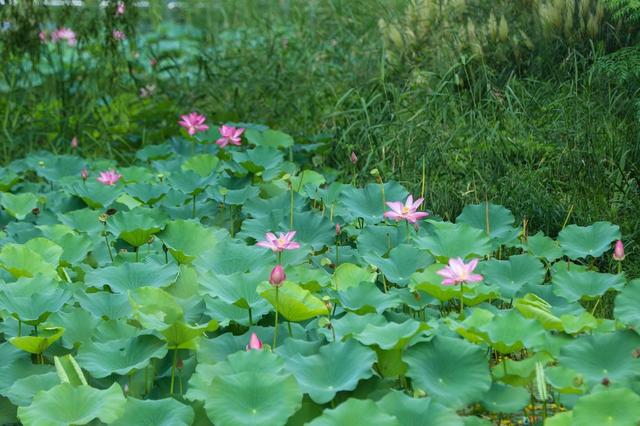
[269,264,286,287]
[350,151,358,164]
[176,356,184,369]
[81,167,88,181]
[246,332,263,351]
[71,136,78,149]
[335,223,341,235]
[613,240,625,261]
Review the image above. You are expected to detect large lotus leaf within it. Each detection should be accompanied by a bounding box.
[0,192,38,220]
[5,372,60,407]
[17,383,126,426]
[245,128,294,148]
[242,191,306,219]
[66,181,120,209]
[188,350,302,426]
[107,209,165,247]
[182,153,220,177]
[40,231,92,265]
[410,264,498,305]
[477,309,546,354]
[557,221,620,259]
[167,170,216,196]
[319,312,387,341]
[74,292,131,319]
[331,263,377,291]
[307,398,400,426]
[479,254,545,298]
[290,170,325,196]
[46,308,98,349]
[54,354,87,386]
[84,260,179,293]
[354,318,429,350]
[10,327,64,354]
[337,282,401,314]
[491,351,553,386]
[158,219,221,264]
[456,203,519,245]
[378,391,462,426]
[559,312,602,334]
[125,182,169,205]
[558,330,640,388]
[58,208,103,234]
[0,243,58,279]
[111,398,195,426]
[513,293,563,330]
[286,264,331,290]
[479,382,530,414]
[0,276,71,325]
[356,224,405,257]
[76,335,167,378]
[545,365,587,395]
[364,244,433,286]
[196,238,272,275]
[31,155,84,181]
[129,287,184,329]
[415,221,492,259]
[282,340,376,404]
[614,278,640,330]
[552,270,625,302]
[522,232,563,262]
[161,319,218,350]
[258,281,329,321]
[404,335,492,408]
[0,169,20,191]
[292,211,335,250]
[200,266,271,308]
[204,296,270,327]
[0,355,52,395]
[23,238,63,266]
[93,320,140,342]
[338,182,408,224]
[232,146,285,180]
[573,388,640,426]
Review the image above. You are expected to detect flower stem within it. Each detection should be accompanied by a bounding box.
[273,287,280,349]
[405,220,411,242]
[287,321,292,337]
[289,183,294,230]
[192,194,196,219]
[170,349,177,395]
[248,307,253,326]
[459,282,465,317]
[104,233,114,262]
[135,247,139,262]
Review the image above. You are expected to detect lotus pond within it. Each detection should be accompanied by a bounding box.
[0,125,639,426]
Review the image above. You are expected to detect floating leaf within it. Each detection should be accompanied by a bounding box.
[572,388,640,426]
[110,398,195,426]
[331,263,377,291]
[84,260,179,293]
[258,281,329,321]
[377,391,462,426]
[307,398,399,426]
[552,270,625,302]
[456,203,519,245]
[479,254,545,298]
[415,222,492,259]
[557,221,620,259]
[10,327,65,354]
[0,192,38,220]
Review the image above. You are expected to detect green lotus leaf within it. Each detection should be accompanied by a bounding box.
[0,356,53,395]
[513,293,563,330]
[58,208,103,234]
[0,275,71,325]
[10,327,64,354]
[552,270,625,302]
[614,278,640,330]
[492,352,553,386]
[200,266,271,308]
[158,219,220,264]
[258,281,329,321]
[182,153,220,177]
[307,398,400,426]
[17,383,126,426]
[245,128,294,148]
[558,330,640,388]
[479,254,545,298]
[233,146,285,180]
[356,224,405,257]
[337,281,401,314]
[282,340,376,404]
[107,209,165,248]
[54,354,87,386]
[0,243,58,279]
[477,309,546,354]
[545,365,586,395]
[111,397,195,426]
[24,238,64,266]
[167,169,216,196]
[76,335,167,378]
[129,287,184,329]
[331,263,377,291]
[364,244,433,286]
[125,182,169,205]
[196,238,272,275]
[545,411,573,425]
[319,312,387,341]
[557,221,620,259]
[479,382,530,413]
[290,170,325,196]
[38,230,92,265]
[0,192,38,220]
[456,203,519,245]
[286,264,331,290]
[5,372,59,407]
[559,311,600,334]
[67,181,121,209]
[338,182,408,224]
[203,296,270,327]
[461,416,493,426]
[74,291,132,319]
[572,388,640,426]
[415,222,492,259]
[136,144,172,161]
[0,169,20,191]
[47,307,98,348]
[354,318,429,350]
[187,350,302,426]
[377,391,462,426]
[84,260,179,293]
[292,211,335,250]
[522,232,563,262]
[160,319,218,350]
[207,182,260,205]
[404,335,491,408]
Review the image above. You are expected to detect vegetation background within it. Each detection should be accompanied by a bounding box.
[1,0,639,274]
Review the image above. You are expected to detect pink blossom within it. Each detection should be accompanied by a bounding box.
[216,125,244,148]
[116,1,125,16]
[70,136,78,149]
[96,169,122,185]
[383,195,429,223]
[150,58,157,68]
[51,28,77,46]
[335,223,341,235]
[350,151,358,164]
[436,257,483,286]
[613,240,625,261]
[269,264,286,287]
[39,31,47,43]
[81,167,89,181]
[256,231,300,252]
[246,332,263,351]
[112,29,126,41]
[178,112,209,136]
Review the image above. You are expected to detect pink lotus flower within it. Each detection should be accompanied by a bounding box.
[70,136,78,149]
[246,332,263,351]
[112,29,126,41]
[51,28,77,46]
[81,167,89,181]
[178,112,209,136]
[269,264,286,287]
[436,257,483,286]
[39,31,47,43]
[256,231,300,252]
[613,240,625,261]
[383,195,429,223]
[216,125,244,148]
[116,1,125,15]
[350,151,358,164]
[335,223,341,235]
[96,169,122,185]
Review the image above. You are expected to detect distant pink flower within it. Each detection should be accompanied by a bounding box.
[335,223,341,235]
[350,151,358,164]
[112,29,126,41]
[39,31,47,43]
[178,112,209,136]
[256,231,300,252]
[51,28,77,46]
[384,195,429,223]
[246,332,263,351]
[613,240,625,261]
[436,257,483,286]
[216,125,244,148]
[96,169,122,185]
[150,58,157,68]
[269,264,286,287]
[116,1,125,15]
[81,167,89,181]
[70,136,78,149]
